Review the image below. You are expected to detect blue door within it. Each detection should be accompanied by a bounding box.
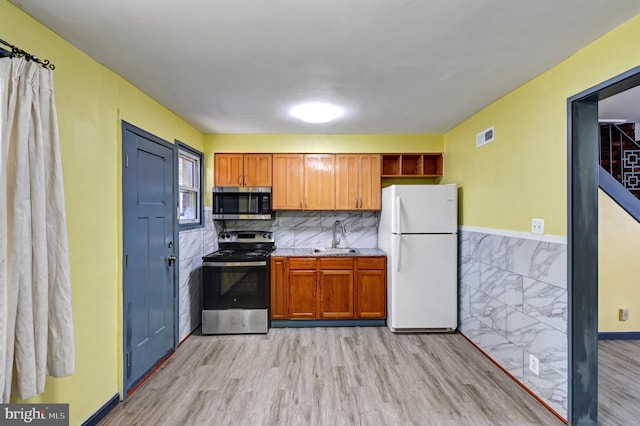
[122,122,177,394]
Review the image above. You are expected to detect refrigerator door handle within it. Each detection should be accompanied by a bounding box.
[394,195,401,233]
[394,235,401,271]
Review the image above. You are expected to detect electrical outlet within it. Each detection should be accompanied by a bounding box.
[619,308,630,321]
[529,354,540,376]
[531,218,545,235]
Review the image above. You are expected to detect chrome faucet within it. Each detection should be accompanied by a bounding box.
[332,220,347,248]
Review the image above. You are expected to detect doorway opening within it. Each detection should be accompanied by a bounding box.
[568,65,640,424]
[122,121,179,395]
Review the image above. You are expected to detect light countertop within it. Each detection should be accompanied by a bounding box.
[271,248,386,257]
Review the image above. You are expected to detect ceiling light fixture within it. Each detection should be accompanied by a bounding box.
[289,102,344,124]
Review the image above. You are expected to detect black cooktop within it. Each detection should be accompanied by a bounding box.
[202,230,275,262]
[202,249,273,262]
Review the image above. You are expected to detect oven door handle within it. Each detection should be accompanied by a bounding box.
[203,261,267,267]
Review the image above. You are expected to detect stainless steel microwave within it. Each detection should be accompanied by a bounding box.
[212,187,272,220]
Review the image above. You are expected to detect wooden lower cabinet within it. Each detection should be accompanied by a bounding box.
[270,256,386,320]
[289,270,317,319]
[356,257,386,318]
[318,258,354,318]
[270,257,288,319]
[287,257,317,319]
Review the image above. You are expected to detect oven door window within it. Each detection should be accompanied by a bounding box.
[203,264,269,310]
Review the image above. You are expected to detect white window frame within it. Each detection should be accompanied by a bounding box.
[177,143,203,228]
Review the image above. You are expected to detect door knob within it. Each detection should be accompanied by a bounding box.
[168,255,177,265]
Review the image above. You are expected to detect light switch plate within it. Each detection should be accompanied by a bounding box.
[619,308,630,321]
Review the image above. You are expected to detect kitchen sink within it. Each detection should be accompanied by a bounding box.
[313,248,359,254]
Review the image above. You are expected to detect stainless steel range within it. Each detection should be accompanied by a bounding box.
[201,230,274,334]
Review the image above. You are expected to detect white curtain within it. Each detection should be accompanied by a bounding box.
[0,56,75,402]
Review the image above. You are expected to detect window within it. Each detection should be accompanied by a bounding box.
[177,142,203,228]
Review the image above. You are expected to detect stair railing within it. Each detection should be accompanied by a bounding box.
[600,124,640,224]
[600,123,640,191]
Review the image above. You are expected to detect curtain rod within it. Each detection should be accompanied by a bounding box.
[0,37,55,70]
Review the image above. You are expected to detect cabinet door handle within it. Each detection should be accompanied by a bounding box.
[355,197,359,208]
[238,175,243,185]
[244,175,247,186]
[300,199,302,208]
[305,198,307,209]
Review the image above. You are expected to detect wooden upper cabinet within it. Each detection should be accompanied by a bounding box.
[335,155,360,210]
[304,154,335,210]
[214,154,243,186]
[273,154,304,210]
[381,153,443,177]
[243,154,272,186]
[359,154,381,210]
[335,154,381,210]
[214,153,272,187]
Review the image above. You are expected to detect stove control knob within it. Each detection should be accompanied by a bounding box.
[263,233,269,239]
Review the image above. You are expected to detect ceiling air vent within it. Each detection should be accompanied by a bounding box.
[476,126,494,148]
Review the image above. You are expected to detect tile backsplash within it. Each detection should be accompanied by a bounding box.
[177,208,219,341]
[221,210,379,249]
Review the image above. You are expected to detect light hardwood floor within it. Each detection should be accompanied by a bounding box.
[599,339,640,426]
[100,327,563,426]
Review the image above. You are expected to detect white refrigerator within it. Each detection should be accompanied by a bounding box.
[378,184,458,332]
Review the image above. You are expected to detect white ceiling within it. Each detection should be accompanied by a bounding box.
[11,0,640,134]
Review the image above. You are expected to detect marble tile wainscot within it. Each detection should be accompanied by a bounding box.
[178,208,219,342]
[458,226,567,418]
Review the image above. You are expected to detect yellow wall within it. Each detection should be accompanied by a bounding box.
[442,13,640,332]
[443,14,640,236]
[1,1,203,424]
[6,0,640,420]
[203,133,443,205]
[599,190,640,332]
